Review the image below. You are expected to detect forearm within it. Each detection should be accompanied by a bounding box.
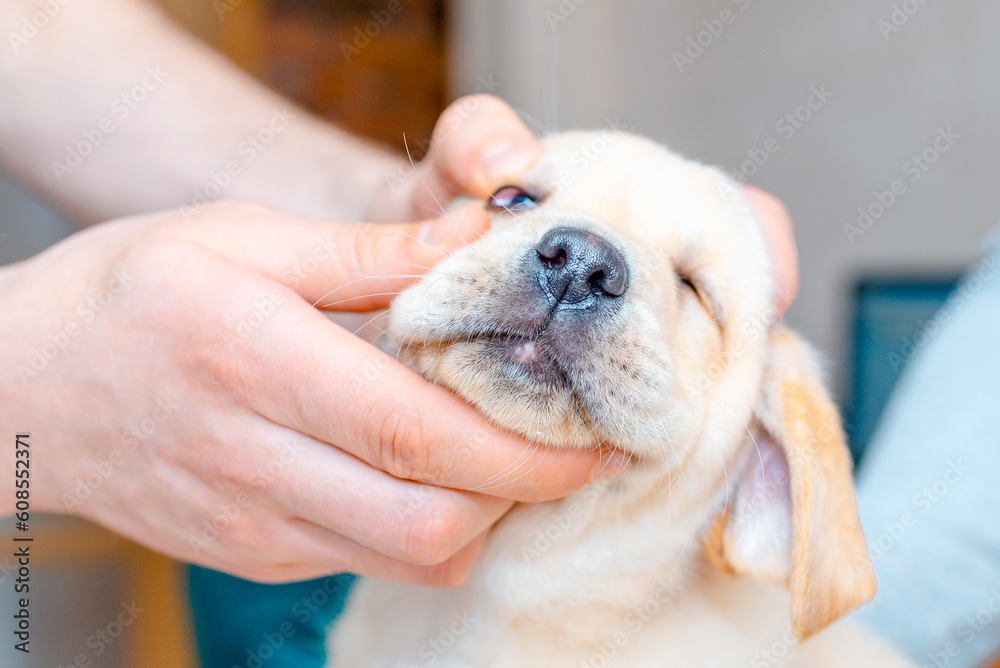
[0,0,402,225]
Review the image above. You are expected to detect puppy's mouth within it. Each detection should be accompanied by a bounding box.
[482,332,570,388]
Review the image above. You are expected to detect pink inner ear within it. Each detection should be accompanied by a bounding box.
[726,432,794,580]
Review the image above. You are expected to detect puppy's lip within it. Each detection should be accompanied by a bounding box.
[484,332,570,388]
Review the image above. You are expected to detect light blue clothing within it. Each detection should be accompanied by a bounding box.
[855,232,1000,667]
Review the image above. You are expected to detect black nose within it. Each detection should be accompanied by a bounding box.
[535,227,628,305]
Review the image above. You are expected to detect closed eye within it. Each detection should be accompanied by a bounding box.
[679,275,699,294]
[678,273,720,325]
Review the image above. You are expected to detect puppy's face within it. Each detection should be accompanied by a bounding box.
[388,131,773,462]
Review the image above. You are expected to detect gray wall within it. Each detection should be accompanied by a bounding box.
[449,0,1000,396]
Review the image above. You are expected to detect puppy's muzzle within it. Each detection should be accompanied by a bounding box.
[478,225,630,389]
[534,227,629,308]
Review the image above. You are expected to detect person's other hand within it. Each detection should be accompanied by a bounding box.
[742,185,799,315]
[0,201,604,584]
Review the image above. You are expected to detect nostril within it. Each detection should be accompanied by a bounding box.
[535,227,629,304]
[537,247,567,269]
[595,264,627,297]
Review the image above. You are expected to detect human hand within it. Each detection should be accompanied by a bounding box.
[741,185,799,315]
[0,202,604,584]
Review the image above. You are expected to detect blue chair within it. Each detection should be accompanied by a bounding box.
[845,276,958,466]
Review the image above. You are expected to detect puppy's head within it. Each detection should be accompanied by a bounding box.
[388,131,874,638]
[391,132,773,457]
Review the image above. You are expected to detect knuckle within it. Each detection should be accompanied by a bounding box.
[373,403,432,480]
[218,512,280,556]
[224,517,262,551]
[205,446,268,497]
[211,460,255,495]
[339,225,378,276]
[402,500,464,566]
[122,234,192,279]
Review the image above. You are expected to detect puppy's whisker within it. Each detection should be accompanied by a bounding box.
[318,293,403,309]
[348,219,456,257]
[352,312,395,340]
[403,134,452,221]
[307,270,436,305]
[309,268,450,307]
[476,436,540,486]
[470,440,545,492]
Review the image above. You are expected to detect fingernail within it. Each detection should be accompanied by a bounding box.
[591,447,629,482]
[479,141,538,183]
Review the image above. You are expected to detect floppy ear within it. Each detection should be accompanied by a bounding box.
[702,328,875,640]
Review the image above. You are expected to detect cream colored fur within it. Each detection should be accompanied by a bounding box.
[326,132,914,667]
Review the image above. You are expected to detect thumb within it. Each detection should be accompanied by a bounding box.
[170,201,491,312]
[314,203,491,311]
[409,95,541,217]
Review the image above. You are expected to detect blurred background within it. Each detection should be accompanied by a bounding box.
[2,0,999,666]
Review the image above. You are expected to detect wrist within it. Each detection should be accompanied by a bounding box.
[0,244,111,518]
[0,262,36,516]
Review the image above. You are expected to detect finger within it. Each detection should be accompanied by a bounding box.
[742,186,799,314]
[411,95,541,215]
[237,300,602,502]
[165,200,491,311]
[285,522,490,587]
[261,428,513,566]
[195,510,489,587]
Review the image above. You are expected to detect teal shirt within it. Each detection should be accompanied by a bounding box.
[188,566,353,667]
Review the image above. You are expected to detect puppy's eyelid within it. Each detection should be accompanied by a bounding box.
[679,274,699,294]
[678,271,723,326]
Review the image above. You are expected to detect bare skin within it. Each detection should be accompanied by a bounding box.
[0,0,797,584]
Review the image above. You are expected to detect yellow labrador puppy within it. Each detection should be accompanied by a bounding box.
[327,132,913,667]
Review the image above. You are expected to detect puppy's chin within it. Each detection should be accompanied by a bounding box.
[397,338,600,449]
